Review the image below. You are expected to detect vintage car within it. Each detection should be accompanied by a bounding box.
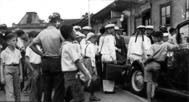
[122,20,189,99]
[156,20,189,99]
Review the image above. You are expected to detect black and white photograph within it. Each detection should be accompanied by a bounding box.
[0,0,189,102]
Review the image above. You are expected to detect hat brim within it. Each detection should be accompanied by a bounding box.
[87,35,99,40]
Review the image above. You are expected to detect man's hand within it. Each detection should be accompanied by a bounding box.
[117,48,121,53]
[32,70,39,79]
[19,75,23,82]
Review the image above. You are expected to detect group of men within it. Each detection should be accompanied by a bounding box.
[0,11,181,102]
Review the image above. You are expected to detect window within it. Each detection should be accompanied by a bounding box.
[186,0,189,19]
[160,4,171,26]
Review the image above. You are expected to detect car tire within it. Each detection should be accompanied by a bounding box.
[129,67,145,95]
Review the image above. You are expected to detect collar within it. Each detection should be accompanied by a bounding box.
[47,26,56,29]
[5,47,16,53]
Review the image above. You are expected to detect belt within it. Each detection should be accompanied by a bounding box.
[42,56,60,59]
[5,64,19,66]
[63,70,78,73]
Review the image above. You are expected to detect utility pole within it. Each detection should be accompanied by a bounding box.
[88,0,91,26]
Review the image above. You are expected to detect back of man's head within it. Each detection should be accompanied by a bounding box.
[60,25,73,40]
[169,28,176,34]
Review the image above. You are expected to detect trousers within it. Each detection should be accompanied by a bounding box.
[4,65,21,102]
[29,64,43,102]
[42,57,64,102]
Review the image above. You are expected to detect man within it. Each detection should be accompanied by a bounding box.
[99,24,117,93]
[80,26,93,56]
[145,25,154,44]
[30,12,64,102]
[127,25,151,63]
[168,28,177,44]
[163,33,169,42]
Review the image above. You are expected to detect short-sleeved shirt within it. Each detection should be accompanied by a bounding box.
[84,41,98,67]
[26,46,41,64]
[17,37,25,49]
[99,34,117,62]
[32,26,63,57]
[61,41,82,72]
[147,41,177,61]
[0,47,22,65]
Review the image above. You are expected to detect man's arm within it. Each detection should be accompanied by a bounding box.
[19,59,23,82]
[0,59,5,84]
[30,42,44,57]
[25,56,34,71]
[75,59,91,81]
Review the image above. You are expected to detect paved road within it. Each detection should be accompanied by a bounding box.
[0,89,147,102]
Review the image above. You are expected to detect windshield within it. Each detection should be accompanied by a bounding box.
[180,24,189,44]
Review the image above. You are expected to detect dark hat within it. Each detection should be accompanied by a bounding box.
[49,12,63,23]
[152,31,163,38]
[5,33,17,41]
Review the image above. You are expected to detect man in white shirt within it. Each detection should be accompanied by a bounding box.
[60,25,91,102]
[99,24,117,93]
[127,25,151,63]
[25,31,42,102]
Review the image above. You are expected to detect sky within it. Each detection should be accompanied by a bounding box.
[0,0,114,27]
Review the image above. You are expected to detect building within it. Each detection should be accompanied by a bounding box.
[12,12,48,33]
[62,19,81,25]
[76,0,189,35]
[151,0,189,30]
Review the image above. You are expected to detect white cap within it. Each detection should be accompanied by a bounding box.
[163,33,169,37]
[137,25,145,29]
[146,25,154,29]
[105,24,115,29]
[86,32,95,40]
[73,25,81,30]
[82,26,92,30]
[75,32,85,38]
[114,26,123,31]
[114,26,119,30]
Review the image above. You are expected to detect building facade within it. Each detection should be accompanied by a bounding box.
[77,0,189,35]
[12,12,48,33]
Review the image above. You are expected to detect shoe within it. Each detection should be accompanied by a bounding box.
[90,96,101,101]
[103,91,115,94]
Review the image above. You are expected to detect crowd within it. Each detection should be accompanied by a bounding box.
[0,12,187,102]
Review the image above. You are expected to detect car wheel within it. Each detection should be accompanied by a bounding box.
[130,68,145,94]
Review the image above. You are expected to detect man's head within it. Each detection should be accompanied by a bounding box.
[163,33,169,42]
[105,24,115,34]
[114,26,123,35]
[88,35,98,44]
[169,28,176,35]
[136,25,146,35]
[60,25,75,40]
[15,30,28,41]
[28,31,38,40]
[48,12,63,28]
[82,26,92,35]
[145,25,154,36]
[5,33,17,47]
[152,31,163,43]
[99,26,105,35]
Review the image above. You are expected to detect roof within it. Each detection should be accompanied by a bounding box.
[62,19,81,25]
[76,0,140,26]
[18,12,44,25]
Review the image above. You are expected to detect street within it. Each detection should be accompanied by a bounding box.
[0,89,147,102]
